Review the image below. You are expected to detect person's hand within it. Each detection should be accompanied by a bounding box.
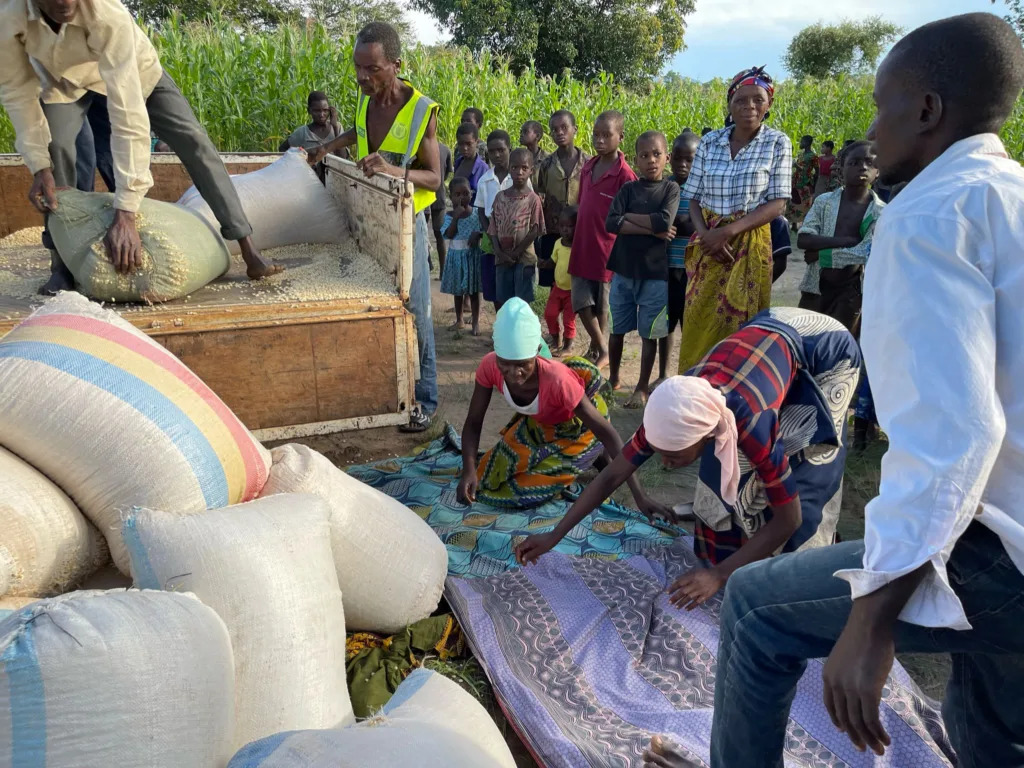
[104,210,143,275]
[28,168,58,213]
[655,224,678,242]
[636,495,678,525]
[538,259,555,270]
[457,471,478,505]
[708,242,735,265]
[667,567,726,610]
[329,105,340,127]
[515,532,561,566]
[804,249,819,265]
[357,152,398,179]
[469,231,483,248]
[307,145,328,165]
[821,615,894,755]
[698,226,731,253]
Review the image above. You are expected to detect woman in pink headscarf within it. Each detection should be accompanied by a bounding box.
[515,307,862,609]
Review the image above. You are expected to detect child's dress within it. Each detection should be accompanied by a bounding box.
[440,213,483,296]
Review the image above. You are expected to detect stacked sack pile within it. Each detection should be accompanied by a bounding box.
[0,292,514,768]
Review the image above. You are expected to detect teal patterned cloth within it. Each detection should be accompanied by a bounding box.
[345,425,684,578]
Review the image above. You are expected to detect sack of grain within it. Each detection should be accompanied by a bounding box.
[229,667,516,768]
[0,589,235,768]
[260,443,447,633]
[0,292,272,574]
[0,446,108,598]
[48,188,231,303]
[0,595,39,623]
[124,493,353,750]
[178,149,347,255]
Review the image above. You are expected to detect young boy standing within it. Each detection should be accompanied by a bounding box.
[474,130,532,308]
[535,110,590,290]
[570,110,636,370]
[604,131,680,408]
[540,207,578,356]
[660,130,699,384]
[461,107,489,165]
[520,120,548,181]
[489,148,544,307]
[797,140,885,334]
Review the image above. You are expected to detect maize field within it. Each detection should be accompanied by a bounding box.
[2,16,1023,160]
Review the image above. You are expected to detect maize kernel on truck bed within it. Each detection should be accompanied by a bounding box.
[0,153,419,439]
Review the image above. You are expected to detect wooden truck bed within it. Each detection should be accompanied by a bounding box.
[0,154,419,439]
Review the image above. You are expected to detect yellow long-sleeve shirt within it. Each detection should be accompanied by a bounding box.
[0,0,163,211]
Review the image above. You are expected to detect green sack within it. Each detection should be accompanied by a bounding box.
[49,189,231,303]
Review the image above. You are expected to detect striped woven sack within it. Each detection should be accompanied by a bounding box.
[0,292,271,574]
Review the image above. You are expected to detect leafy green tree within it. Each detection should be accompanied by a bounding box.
[784,17,904,80]
[298,0,412,40]
[125,0,297,28]
[412,0,692,85]
[997,0,1024,42]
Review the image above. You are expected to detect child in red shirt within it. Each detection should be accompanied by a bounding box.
[569,111,637,370]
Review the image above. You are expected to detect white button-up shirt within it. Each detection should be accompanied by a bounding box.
[681,124,792,217]
[474,168,532,218]
[0,0,164,212]
[835,134,1024,630]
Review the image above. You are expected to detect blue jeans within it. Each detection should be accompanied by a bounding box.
[409,212,438,415]
[712,522,1024,767]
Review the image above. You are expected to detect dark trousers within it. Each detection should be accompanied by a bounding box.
[41,72,251,242]
[73,94,116,193]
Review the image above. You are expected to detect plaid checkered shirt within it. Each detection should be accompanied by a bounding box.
[681,125,793,217]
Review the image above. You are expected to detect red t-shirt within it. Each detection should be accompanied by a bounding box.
[475,353,586,425]
[569,152,637,283]
[818,155,835,178]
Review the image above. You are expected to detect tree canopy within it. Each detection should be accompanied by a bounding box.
[412,0,693,85]
[784,17,903,80]
[998,0,1024,42]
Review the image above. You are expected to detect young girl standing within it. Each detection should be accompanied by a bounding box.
[440,177,483,336]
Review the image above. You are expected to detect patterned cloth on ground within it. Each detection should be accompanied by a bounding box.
[346,425,683,578]
[447,541,954,768]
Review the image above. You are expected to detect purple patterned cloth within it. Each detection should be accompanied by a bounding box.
[446,541,954,768]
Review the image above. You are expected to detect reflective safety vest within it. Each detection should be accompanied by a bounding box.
[355,79,439,213]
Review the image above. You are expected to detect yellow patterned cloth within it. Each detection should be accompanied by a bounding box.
[677,211,772,373]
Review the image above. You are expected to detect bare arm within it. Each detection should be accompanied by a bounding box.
[457,383,493,503]
[545,454,637,546]
[574,399,650,507]
[278,138,291,152]
[318,127,357,157]
[716,496,801,579]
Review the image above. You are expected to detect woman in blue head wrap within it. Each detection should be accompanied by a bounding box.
[458,298,671,514]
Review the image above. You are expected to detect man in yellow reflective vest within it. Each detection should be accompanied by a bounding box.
[312,22,442,432]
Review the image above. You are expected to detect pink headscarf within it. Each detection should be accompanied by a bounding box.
[643,376,740,506]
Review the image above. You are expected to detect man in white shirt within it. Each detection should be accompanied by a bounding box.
[641,14,1024,768]
[0,0,282,294]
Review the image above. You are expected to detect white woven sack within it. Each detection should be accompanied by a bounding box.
[178,149,347,255]
[0,589,235,768]
[0,447,109,598]
[0,292,272,575]
[259,444,447,633]
[124,494,354,751]
[229,668,516,768]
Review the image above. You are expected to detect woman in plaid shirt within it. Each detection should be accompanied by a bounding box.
[515,308,861,609]
[677,67,793,373]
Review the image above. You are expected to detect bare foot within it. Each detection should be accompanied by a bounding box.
[39,263,75,296]
[594,352,611,370]
[239,237,284,280]
[609,380,623,392]
[624,390,648,409]
[471,325,481,337]
[560,340,575,355]
[449,321,464,331]
[643,735,701,768]
[650,377,666,391]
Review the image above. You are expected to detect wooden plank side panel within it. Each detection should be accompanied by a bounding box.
[156,315,401,430]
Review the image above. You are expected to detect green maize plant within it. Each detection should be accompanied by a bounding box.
[2,16,1022,161]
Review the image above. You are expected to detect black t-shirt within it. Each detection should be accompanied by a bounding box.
[605,178,681,280]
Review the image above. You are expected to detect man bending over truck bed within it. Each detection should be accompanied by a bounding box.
[310,21,442,434]
[0,0,283,295]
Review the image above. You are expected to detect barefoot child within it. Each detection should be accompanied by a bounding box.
[490,148,544,307]
[659,130,699,385]
[440,176,483,335]
[570,110,637,370]
[605,130,680,409]
[540,207,578,356]
[536,110,590,290]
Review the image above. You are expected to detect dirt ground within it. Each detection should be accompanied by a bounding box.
[282,246,949,764]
